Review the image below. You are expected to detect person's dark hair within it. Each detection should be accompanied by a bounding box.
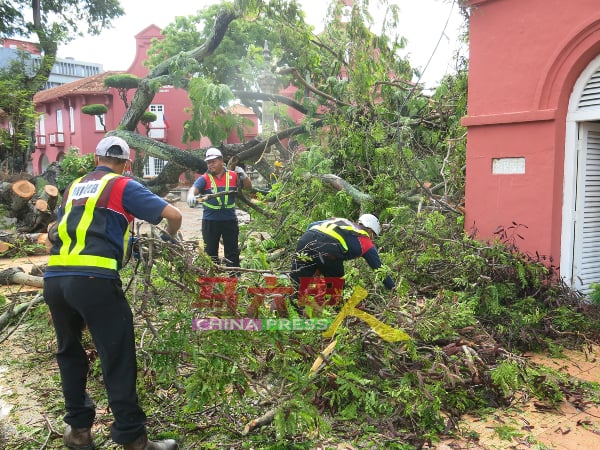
[103,144,126,158]
[97,145,128,164]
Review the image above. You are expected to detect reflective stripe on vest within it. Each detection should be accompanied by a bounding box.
[310,218,369,252]
[48,172,120,270]
[203,172,236,209]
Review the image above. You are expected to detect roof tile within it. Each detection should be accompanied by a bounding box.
[33,71,125,103]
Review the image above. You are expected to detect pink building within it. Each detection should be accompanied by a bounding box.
[31,25,262,178]
[2,38,41,54]
[463,0,600,293]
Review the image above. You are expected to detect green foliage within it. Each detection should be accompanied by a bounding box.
[184,77,247,144]
[104,73,141,108]
[2,0,124,42]
[80,104,108,115]
[491,424,523,441]
[490,360,523,398]
[140,111,157,124]
[0,55,38,172]
[146,1,314,92]
[56,147,95,191]
[103,73,140,90]
[590,283,600,305]
[0,1,125,173]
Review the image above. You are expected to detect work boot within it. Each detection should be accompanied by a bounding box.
[123,433,178,450]
[63,425,95,449]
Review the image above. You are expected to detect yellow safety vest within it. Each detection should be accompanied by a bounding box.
[48,172,128,272]
[310,218,369,252]
[202,172,236,209]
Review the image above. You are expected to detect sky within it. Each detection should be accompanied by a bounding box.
[58,0,466,89]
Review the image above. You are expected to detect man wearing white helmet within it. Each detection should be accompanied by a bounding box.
[186,147,252,270]
[290,214,395,297]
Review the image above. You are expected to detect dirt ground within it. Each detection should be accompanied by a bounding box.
[1,200,600,449]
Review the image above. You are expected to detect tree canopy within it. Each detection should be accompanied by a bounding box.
[0,0,124,171]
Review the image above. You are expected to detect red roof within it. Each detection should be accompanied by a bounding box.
[227,103,254,115]
[33,71,124,104]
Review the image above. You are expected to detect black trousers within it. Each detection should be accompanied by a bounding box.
[290,230,345,286]
[202,219,240,267]
[44,276,146,445]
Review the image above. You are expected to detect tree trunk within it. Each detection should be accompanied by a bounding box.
[9,180,35,215]
[112,131,208,175]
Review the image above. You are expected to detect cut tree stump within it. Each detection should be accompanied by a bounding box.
[11,180,36,212]
[39,184,59,211]
[34,199,49,213]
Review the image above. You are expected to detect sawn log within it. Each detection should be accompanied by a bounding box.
[0,268,44,288]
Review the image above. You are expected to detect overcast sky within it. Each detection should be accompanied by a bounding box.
[58,0,465,89]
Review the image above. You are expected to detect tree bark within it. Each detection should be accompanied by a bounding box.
[0,268,44,288]
[113,131,208,172]
[304,173,372,204]
[0,293,44,334]
[242,408,276,435]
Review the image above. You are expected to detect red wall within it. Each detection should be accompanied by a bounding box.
[463,0,600,260]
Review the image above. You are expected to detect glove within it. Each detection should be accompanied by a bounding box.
[160,232,178,243]
[234,166,247,178]
[187,191,197,208]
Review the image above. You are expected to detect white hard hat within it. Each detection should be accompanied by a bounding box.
[96,136,130,160]
[205,147,223,161]
[358,214,381,236]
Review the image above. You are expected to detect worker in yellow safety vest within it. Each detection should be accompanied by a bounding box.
[186,147,252,270]
[44,136,181,450]
[290,215,396,293]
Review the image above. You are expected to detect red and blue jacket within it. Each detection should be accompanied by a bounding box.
[45,167,168,279]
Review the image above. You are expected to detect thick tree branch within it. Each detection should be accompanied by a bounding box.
[120,9,238,132]
[108,130,207,174]
[303,173,372,205]
[277,67,350,107]
[230,120,324,162]
[233,90,313,116]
